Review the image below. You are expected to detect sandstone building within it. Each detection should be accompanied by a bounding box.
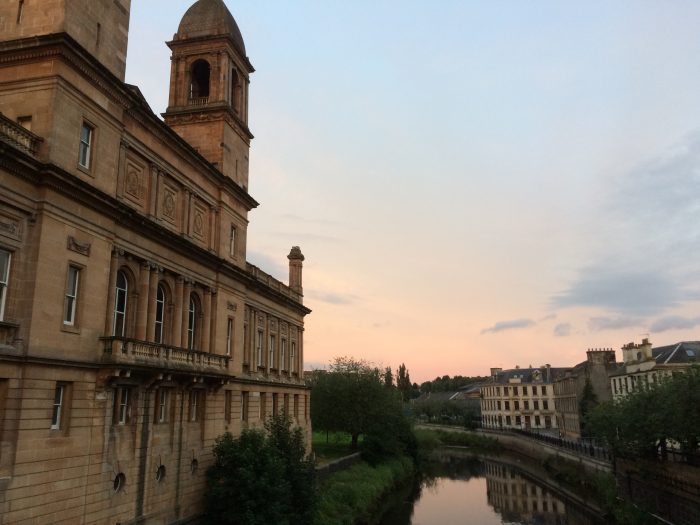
[480,366,567,432]
[0,0,311,523]
[553,349,617,439]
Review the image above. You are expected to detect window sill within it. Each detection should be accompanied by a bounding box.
[61,324,81,335]
[76,163,94,177]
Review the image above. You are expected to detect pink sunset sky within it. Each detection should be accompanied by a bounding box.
[127,1,700,383]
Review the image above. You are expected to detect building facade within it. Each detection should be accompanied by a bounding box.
[610,339,698,401]
[480,366,567,432]
[0,1,311,523]
[553,349,617,439]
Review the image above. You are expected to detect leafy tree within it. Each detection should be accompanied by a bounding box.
[310,357,411,453]
[205,414,315,525]
[397,363,412,401]
[383,366,393,388]
[586,367,700,459]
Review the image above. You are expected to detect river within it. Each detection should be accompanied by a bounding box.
[378,452,607,525]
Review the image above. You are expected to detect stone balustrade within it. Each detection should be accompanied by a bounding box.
[246,262,302,302]
[101,336,229,372]
[0,112,42,155]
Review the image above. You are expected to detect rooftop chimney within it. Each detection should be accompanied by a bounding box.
[287,246,304,295]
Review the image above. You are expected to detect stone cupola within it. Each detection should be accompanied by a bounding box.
[288,247,305,295]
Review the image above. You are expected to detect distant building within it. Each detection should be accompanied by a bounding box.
[610,339,699,401]
[553,349,617,439]
[480,366,568,432]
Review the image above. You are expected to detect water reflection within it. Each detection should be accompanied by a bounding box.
[379,454,604,525]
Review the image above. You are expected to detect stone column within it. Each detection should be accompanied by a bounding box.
[181,280,193,349]
[146,265,159,341]
[172,276,184,347]
[135,261,150,340]
[202,288,211,353]
[149,166,159,219]
[104,248,120,335]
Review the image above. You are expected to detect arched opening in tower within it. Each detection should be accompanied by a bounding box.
[190,59,211,99]
[231,68,242,114]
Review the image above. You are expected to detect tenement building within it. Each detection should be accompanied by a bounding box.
[553,349,617,439]
[0,1,311,523]
[480,365,568,432]
[610,339,698,401]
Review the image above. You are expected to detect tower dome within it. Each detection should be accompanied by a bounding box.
[175,0,246,56]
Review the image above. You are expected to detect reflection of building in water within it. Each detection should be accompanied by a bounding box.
[485,460,567,525]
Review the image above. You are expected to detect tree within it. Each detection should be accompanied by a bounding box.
[383,366,394,388]
[310,357,407,451]
[205,414,315,525]
[397,363,412,401]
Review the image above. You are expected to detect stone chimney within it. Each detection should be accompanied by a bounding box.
[287,246,304,295]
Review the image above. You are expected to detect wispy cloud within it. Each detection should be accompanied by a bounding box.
[305,289,357,306]
[246,251,287,281]
[588,317,643,332]
[481,318,536,334]
[649,315,700,333]
[553,323,572,337]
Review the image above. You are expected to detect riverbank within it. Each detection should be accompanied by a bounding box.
[313,456,415,525]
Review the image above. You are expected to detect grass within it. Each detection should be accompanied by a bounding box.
[414,427,502,452]
[313,456,414,525]
[312,431,361,465]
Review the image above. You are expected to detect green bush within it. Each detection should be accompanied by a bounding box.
[205,414,315,525]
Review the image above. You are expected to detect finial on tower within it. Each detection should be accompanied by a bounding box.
[288,246,304,295]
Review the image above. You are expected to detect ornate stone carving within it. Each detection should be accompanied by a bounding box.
[227,301,237,312]
[67,236,91,256]
[162,188,177,222]
[0,213,21,241]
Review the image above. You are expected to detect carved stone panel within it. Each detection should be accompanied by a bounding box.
[123,155,147,209]
[191,202,208,243]
[0,211,21,242]
[160,183,179,226]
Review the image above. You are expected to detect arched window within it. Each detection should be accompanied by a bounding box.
[190,60,211,99]
[155,284,166,344]
[187,294,198,350]
[113,270,128,336]
[231,68,242,113]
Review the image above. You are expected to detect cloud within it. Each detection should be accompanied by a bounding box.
[305,289,356,305]
[539,314,557,322]
[553,323,572,337]
[649,315,700,333]
[552,266,684,316]
[246,251,287,281]
[271,231,341,243]
[481,318,536,334]
[588,316,643,332]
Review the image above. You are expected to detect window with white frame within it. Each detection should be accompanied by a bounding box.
[187,295,197,350]
[156,389,169,423]
[113,270,128,336]
[63,266,80,325]
[190,390,200,422]
[51,384,65,430]
[290,341,296,373]
[115,387,131,425]
[154,284,165,344]
[0,249,10,321]
[226,318,233,356]
[78,122,94,169]
[256,330,263,367]
[280,339,286,371]
[269,334,276,368]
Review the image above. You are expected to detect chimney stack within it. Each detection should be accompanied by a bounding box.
[287,246,305,295]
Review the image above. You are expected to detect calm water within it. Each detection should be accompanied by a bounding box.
[379,454,605,525]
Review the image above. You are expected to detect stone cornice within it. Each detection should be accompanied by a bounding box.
[0,145,310,316]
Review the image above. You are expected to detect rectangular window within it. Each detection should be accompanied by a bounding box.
[272,393,278,416]
[260,392,266,420]
[544,415,551,428]
[256,330,263,367]
[535,415,541,426]
[0,249,10,321]
[513,387,518,396]
[115,387,131,425]
[497,400,501,410]
[506,415,511,426]
[514,401,520,410]
[155,389,169,423]
[541,386,547,395]
[241,391,249,421]
[523,386,528,396]
[51,384,65,430]
[269,334,276,368]
[243,323,249,364]
[524,400,529,410]
[225,390,232,423]
[290,342,296,373]
[284,394,289,415]
[280,339,287,371]
[229,225,236,257]
[78,122,93,169]
[294,394,299,419]
[63,266,80,325]
[226,318,233,356]
[534,400,539,410]
[543,400,549,410]
[190,390,200,422]
[505,401,510,410]
[515,416,521,426]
